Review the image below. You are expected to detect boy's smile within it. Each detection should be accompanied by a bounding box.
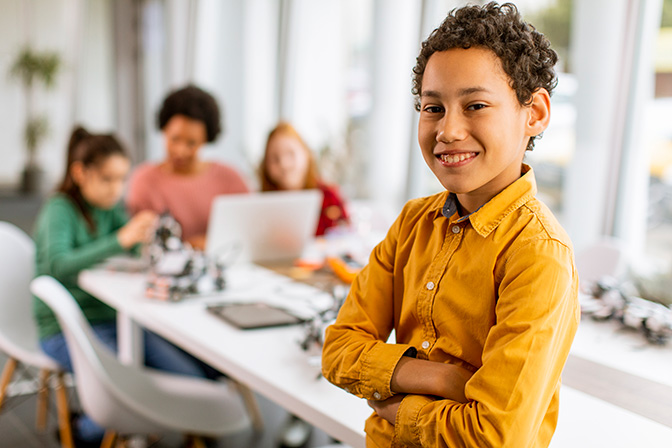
[418,47,549,214]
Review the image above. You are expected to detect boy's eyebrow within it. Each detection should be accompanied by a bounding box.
[420,90,442,99]
[457,86,492,96]
[421,86,492,99]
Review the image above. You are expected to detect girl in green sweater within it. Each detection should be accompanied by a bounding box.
[34,126,212,445]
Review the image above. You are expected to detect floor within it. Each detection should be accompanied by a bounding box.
[0,352,335,448]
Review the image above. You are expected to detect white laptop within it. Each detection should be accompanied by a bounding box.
[205,190,323,264]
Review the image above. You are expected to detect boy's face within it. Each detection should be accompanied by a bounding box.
[418,47,547,213]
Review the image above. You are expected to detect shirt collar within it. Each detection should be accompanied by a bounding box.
[430,164,538,237]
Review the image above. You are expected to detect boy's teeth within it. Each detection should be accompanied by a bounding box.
[440,153,474,163]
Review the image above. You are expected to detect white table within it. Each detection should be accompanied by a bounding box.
[79,263,371,448]
[79,263,672,447]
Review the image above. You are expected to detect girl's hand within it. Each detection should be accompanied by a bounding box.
[368,394,404,426]
[117,211,157,249]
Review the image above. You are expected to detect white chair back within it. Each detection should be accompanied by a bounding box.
[31,275,167,433]
[31,275,250,437]
[0,221,59,369]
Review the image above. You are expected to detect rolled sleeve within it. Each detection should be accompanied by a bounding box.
[394,394,434,447]
[360,342,418,400]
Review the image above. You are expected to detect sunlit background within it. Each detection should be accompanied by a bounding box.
[1,0,672,301]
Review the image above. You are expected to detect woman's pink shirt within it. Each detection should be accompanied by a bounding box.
[126,162,249,240]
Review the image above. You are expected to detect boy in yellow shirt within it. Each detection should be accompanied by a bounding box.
[321,3,580,447]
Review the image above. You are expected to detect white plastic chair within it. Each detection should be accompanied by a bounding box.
[31,275,251,446]
[0,221,74,446]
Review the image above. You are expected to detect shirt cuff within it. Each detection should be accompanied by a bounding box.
[393,394,434,447]
[360,342,416,400]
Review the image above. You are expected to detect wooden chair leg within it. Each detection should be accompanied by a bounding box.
[100,430,117,448]
[36,369,51,431]
[0,358,18,411]
[184,435,207,448]
[55,372,74,448]
[234,381,264,431]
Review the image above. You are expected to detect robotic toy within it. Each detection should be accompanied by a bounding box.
[145,213,226,301]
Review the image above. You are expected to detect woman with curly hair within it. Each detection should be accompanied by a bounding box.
[127,85,249,249]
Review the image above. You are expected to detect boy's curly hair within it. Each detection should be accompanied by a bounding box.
[157,85,222,143]
[412,2,558,150]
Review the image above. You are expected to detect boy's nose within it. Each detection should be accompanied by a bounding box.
[437,114,467,143]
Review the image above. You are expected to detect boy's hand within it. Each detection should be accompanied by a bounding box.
[118,211,158,249]
[391,357,473,402]
[368,394,404,425]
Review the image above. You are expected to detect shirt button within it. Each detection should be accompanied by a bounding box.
[452,225,461,234]
[373,392,381,400]
[426,281,435,290]
[421,341,430,349]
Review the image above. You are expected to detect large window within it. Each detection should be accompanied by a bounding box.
[521,0,575,221]
[2,0,669,281]
[642,0,672,304]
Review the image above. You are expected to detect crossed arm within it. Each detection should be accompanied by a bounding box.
[368,357,473,424]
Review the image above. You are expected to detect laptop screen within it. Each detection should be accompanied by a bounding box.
[205,190,323,264]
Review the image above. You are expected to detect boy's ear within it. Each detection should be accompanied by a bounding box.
[525,88,551,138]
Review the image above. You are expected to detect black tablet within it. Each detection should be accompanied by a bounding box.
[207,302,305,329]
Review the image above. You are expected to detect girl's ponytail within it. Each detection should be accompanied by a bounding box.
[58,126,91,194]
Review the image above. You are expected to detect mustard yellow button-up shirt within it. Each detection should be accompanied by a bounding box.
[322,166,579,448]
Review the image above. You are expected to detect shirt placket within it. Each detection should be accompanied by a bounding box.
[415,217,464,359]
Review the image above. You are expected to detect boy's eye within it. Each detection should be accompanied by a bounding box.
[422,105,443,114]
[466,103,487,111]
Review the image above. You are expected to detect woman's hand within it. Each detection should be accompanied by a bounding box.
[117,210,157,249]
[368,394,404,426]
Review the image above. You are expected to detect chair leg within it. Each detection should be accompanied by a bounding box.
[0,358,18,411]
[234,381,264,431]
[55,372,74,448]
[100,430,117,448]
[184,435,207,448]
[36,369,51,431]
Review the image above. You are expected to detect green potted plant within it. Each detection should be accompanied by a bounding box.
[9,47,61,193]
